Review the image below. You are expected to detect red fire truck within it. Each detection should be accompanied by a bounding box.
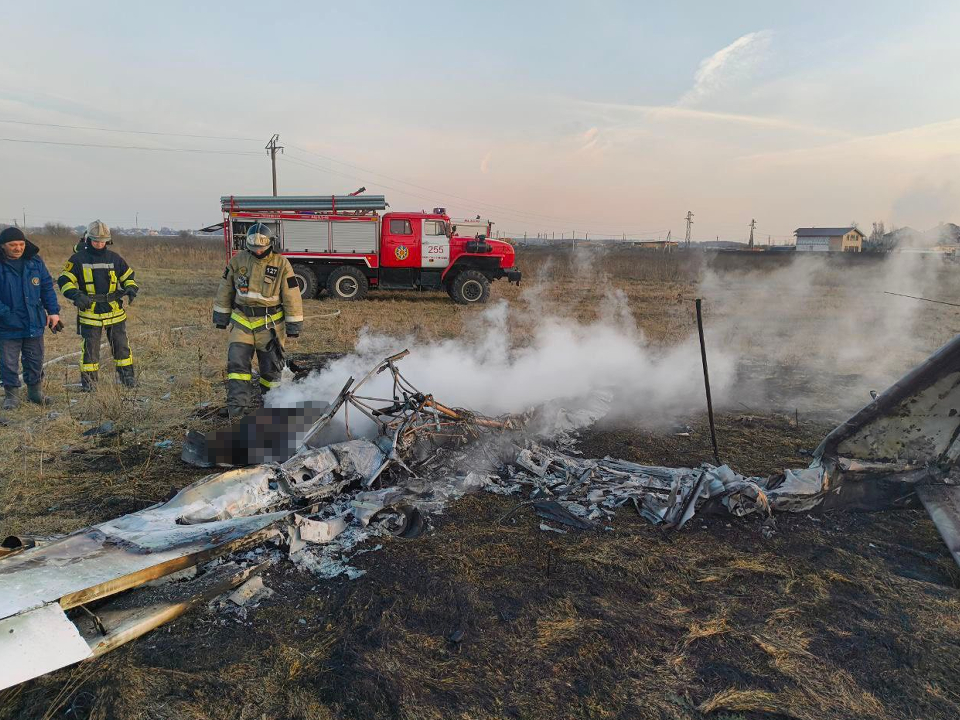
[219,195,520,304]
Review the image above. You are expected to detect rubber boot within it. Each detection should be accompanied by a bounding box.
[81,371,98,392]
[227,404,248,421]
[117,366,137,388]
[2,387,19,410]
[26,384,51,405]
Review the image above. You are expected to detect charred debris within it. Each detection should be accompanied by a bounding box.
[1,335,959,690]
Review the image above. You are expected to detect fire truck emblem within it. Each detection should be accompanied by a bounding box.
[395,245,409,261]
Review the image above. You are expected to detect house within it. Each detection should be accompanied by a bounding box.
[794,227,864,252]
[634,240,678,251]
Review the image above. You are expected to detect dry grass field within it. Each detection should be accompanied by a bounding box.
[1,234,959,719]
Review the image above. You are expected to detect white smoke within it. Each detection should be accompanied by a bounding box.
[267,294,737,433]
[697,251,960,414]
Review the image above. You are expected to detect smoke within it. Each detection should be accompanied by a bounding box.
[697,251,959,415]
[266,246,959,430]
[268,288,738,434]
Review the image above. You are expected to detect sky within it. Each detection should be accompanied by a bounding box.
[1,0,959,240]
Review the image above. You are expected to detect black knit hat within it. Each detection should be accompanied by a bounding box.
[0,227,26,245]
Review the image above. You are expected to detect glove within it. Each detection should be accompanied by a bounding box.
[73,293,94,311]
[51,320,64,334]
[124,287,138,305]
[215,324,227,330]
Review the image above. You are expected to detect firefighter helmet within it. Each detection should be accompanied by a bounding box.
[83,220,112,245]
[245,222,274,253]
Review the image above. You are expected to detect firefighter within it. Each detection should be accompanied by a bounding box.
[57,220,139,390]
[213,222,303,418]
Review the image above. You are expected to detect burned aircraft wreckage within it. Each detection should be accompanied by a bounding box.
[1,336,959,690]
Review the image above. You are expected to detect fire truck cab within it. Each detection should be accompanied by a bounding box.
[220,195,520,304]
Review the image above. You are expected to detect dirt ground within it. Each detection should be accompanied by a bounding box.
[1,237,959,719]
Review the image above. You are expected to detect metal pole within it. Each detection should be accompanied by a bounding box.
[695,298,720,464]
[265,134,283,197]
[271,148,278,196]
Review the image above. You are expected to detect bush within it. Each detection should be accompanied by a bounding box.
[42,222,74,237]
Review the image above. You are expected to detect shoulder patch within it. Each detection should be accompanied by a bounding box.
[63,261,73,272]
[286,276,299,289]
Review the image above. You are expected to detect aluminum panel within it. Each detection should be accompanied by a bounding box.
[331,221,378,253]
[0,603,92,691]
[282,220,330,253]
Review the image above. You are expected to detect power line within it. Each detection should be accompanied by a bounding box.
[285,143,667,233]
[283,148,668,235]
[279,154,444,206]
[1,115,670,235]
[287,143,564,222]
[281,154,668,236]
[0,118,259,141]
[2,115,667,234]
[0,137,261,155]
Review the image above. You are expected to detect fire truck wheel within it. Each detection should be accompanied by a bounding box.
[291,264,319,299]
[327,266,369,301]
[450,270,490,305]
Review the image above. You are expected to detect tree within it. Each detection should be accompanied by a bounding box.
[863,221,898,252]
[42,222,73,237]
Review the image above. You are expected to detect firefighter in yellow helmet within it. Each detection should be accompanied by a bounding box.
[213,223,303,418]
[57,221,138,390]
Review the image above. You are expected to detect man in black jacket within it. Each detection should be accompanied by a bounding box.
[57,220,139,390]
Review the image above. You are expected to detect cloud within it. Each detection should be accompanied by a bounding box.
[480,150,492,174]
[578,126,600,152]
[572,98,851,139]
[740,117,960,164]
[679,30,773,107]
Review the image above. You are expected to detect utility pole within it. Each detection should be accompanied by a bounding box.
[22,209,26,229]
[748,218,756,249]
[684,211,694,248]
[265,134,283,196]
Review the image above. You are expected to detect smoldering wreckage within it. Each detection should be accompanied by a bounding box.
[1,334,960,692]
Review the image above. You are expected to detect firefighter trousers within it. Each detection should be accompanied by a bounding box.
[226,323,284,418]
[80,321,135,388]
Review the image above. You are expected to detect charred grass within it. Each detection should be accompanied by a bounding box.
[1,238,960,718]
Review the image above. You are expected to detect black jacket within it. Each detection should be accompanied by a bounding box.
[57,245,138,320]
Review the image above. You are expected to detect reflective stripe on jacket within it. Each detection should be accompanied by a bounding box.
[213,250,303,335]
[57,247,137,327]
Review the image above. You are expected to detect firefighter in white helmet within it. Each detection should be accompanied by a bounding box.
[57,221,139,390]
[213,222,303,418]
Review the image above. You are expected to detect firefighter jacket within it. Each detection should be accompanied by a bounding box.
[213,250,303,336]
[57,246,138,327]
